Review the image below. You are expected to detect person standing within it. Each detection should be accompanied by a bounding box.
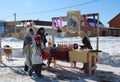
[23,27,35,71]
[79,31,93,50]
[37,27,47,47]
[79,31,93,70]
[71,31,93,69]
[29,34,44,77]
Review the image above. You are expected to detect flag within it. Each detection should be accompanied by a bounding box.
[93,15,97,28]
[83,15,89,26]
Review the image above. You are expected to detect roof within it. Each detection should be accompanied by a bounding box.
[20,20,52,26]
[87,18,103,24]
[6,21,21,26]
[6,20,52,26]
[108,13,120,23]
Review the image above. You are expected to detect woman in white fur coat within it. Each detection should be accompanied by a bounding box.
[29,34,44,77]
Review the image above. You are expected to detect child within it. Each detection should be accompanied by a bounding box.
[29,34,44,77]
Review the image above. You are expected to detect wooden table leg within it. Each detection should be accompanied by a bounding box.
[0,51,2,63]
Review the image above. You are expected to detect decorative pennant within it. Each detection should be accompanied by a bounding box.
[59,16,63,28]
[52,17,63,29]
[83,15,89,26]
[56,18,59,28]
[93,14,97,28]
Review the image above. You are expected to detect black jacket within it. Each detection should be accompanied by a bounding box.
[82,37,93,49]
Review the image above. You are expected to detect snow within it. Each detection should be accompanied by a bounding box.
[0,36,120,82]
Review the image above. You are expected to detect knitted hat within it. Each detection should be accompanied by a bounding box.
[35,34,41,41]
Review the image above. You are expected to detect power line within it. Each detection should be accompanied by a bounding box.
[19,0,99,15]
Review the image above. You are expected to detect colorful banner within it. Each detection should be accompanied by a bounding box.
[59,16,63,28]
[93,15,97,28]
[52,17,63,28]
[67,10,80,32]
[83,15,89,26]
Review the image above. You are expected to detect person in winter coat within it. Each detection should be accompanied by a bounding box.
[37,27,47,47]
[79,31,93,70]
[79,31,93,49]
[29,34,44,77]
[71,31,93,69]
[22,27,35,71]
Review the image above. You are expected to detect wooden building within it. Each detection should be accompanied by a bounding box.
[4,20,53,39]
[108,13,120,36]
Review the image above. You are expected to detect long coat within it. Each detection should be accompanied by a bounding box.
[22,27,35,67]
[32,41,44,65]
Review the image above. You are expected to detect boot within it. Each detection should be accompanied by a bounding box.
[24,64,28,72]
[36,64,43,77]
[36,70,43,78]
[29,70,32,76]
[29,68,34,77]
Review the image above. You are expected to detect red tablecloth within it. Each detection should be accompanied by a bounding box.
[50,48,71,62]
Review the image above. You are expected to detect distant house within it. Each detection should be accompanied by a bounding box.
[108,13,120,28]
[0,20,5,36]
[4,20,55,39]
[80,18,108,37]
[108,13,120,36]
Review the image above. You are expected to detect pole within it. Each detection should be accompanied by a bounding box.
[96,14,99,51]
[14,13,16,37]
[52,26,54,45]
[0,33,2,63]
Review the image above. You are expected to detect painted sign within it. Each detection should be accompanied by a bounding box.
[67,10,80,32]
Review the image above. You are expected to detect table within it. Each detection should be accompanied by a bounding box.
[47,48,71,67]
[46,48,97,75]
[69,50,97,74]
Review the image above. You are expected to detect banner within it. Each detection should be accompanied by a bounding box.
[67,10,80,32]
[52,17,63,28]
[83,15,89,26]
[93,15,97,28]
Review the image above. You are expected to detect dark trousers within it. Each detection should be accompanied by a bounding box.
[29,64,42,77]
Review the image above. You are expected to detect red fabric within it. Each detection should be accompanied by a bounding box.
[50,48,71,62]
[42,50,48,60]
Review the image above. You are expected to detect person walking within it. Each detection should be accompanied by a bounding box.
[29,34,44,77]
[23,27,35,72]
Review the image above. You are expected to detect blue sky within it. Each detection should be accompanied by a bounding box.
[0,0,120,27]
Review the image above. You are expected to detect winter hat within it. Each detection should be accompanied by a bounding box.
[35,34,41,41]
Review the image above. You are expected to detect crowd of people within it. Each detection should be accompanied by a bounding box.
[22,26,93,77]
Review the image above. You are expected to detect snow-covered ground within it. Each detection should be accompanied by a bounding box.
[0,36,120,82]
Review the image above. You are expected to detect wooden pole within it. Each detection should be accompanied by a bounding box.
[96,14,99,51]
[14,13,16,37]
[0,33,2,63]
[52,26,54,45]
